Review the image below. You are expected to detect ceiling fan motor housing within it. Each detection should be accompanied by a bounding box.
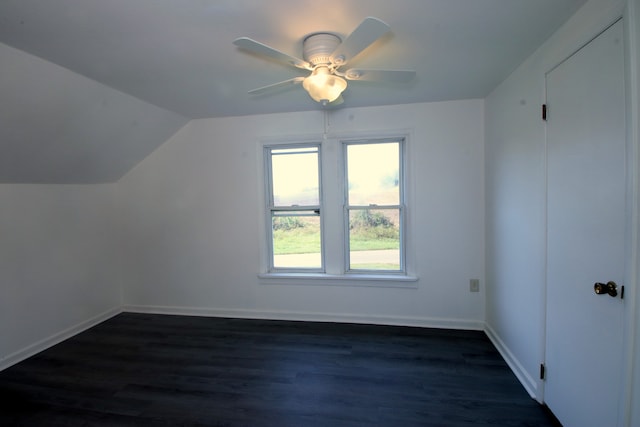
[303,33,341,66]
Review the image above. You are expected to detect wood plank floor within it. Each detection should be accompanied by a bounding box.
[0,313,560,426]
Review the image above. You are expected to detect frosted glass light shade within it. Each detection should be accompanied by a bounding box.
[302,66,347,103]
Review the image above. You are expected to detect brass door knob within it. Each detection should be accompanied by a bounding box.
[594,281,618,297]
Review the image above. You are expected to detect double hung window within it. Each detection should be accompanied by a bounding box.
[265,145,322,271]
[345,141,403,272]
[264,138,405,276]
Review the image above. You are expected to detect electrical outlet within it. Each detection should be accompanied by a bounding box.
[470,279,480,292]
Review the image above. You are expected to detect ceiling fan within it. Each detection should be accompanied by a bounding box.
[233,17,416,106]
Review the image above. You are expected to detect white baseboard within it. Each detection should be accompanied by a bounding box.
[484,323,540,401]
[123,304,484,331]
[0,307,122,372]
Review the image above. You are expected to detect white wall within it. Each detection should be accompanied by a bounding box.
[0,184,121,370]
[485,0,630,402]
[0,42,189,184]
[117,100,485,328]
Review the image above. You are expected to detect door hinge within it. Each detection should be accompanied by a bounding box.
[542,104,547,121]
[540,363,546,380]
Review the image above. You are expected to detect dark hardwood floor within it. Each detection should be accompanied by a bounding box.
[0,313,561,426]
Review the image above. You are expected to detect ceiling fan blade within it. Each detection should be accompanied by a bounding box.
[344,69,416,83]
[247,77,305,95]
[234,37,311,70]
[330,17,390,66]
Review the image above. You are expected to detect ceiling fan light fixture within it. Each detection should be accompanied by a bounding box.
[302,66,347,104]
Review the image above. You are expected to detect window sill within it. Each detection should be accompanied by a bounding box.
[258,272,418,288]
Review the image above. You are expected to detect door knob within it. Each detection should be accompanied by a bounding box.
[594,281,618,297]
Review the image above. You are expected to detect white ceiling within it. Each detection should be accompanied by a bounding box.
[0,0,587,183]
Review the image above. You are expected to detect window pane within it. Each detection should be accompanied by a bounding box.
[347,143,399,205]
[272,214,321,269]
[348,208,400,270]
[272,148,319,206]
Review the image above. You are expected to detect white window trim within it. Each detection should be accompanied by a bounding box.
[257,130,417,286]
[258,272,418,287]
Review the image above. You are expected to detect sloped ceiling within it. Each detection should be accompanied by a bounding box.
[0,0,587,183]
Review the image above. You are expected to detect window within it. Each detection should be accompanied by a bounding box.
[265,145,322,271]
[264,137,406,278]
[345,141,403,272]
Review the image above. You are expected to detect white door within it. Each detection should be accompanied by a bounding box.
[545,20,626,427]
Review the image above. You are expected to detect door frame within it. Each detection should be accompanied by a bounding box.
[624,0,640,425]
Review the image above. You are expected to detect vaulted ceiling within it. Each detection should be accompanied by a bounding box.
[0,0,587,183]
